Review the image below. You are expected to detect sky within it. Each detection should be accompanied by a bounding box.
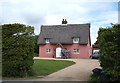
[0,0,119,44]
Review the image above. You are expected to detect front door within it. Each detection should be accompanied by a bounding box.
[56,47,62,58]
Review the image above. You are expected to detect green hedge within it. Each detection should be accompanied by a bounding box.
[98,24,120,81]
[2,23,34,77]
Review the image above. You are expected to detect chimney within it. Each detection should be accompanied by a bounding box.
[62,19,67,24]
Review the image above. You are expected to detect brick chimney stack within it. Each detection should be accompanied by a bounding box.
[62,19,67,24]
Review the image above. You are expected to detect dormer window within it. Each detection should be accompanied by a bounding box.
[73,38,79,43]
[45,38,50,43]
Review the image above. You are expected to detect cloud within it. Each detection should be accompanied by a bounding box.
[1,0,118,44]
[90,10,118,44]
[22,13,45,24]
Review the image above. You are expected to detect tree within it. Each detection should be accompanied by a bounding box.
[98,24,120,81]
[33,35,39,54]
[2,23,34,77]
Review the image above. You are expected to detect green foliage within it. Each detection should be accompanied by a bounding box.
[33,35,39,54]
[33,53,39,57]
[90,74,100,83]
[98,24,120,81]
[32,59,75,76]
[2,23,34,77]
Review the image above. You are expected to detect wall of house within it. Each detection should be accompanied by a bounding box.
[63,44,89,58]
[39,42,91,58]
[39,44,55,58]
[87,36,93,57]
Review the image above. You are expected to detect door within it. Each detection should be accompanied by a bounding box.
[56,47,62,58]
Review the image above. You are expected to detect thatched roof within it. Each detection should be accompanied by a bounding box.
[38,24,90,45]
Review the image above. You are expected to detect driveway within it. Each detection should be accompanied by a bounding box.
[33,57,101,81]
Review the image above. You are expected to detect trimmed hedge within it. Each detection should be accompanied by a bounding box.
[98,24,120,81]
[2,23,34,77]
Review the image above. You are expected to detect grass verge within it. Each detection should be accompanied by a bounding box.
[3,59,75,80]
[32,59,75,76]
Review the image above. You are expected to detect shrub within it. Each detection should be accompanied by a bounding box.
[98,24,120,81]
[2,23,34,77]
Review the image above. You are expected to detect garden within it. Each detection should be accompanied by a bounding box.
[90,24,120,82]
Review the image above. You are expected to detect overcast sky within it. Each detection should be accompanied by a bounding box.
[0,0,119,44]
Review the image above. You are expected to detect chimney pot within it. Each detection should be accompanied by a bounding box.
[62,19,67,24]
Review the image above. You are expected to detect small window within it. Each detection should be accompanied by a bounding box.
[45,39,50,43]
[73,49,80,54]
[46,49,51,53]
[73,38,79,43]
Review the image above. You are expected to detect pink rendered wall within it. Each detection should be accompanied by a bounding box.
[87,37,92,57]
[39,43,91,58]
[63,44,89,58]
[39,44,55,58]
[39,37,91,58]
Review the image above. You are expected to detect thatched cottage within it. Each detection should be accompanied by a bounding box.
[37,19,92,58]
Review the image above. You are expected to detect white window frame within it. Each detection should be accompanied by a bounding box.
[73,38,79,43]
[45,39,50,43]
[46,49,51,54]
[73,49,80,54]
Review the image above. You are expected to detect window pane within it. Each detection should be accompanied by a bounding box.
[45,39,50,43]
[73,38,79,43]
[73,49,80,54]
[46,49,51,53]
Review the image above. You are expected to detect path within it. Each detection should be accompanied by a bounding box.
[33,57,101,81]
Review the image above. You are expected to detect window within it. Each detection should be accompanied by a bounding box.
[45,39,50,43]
[73,49,80,54]
[46,49,51,53]
[73,38,79,43]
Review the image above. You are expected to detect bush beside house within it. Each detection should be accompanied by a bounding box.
[2,23,34,77]
[33,35,39,54]
[98,24,120,81]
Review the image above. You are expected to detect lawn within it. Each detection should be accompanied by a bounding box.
[3,59,75,80]
[32,59,75,76]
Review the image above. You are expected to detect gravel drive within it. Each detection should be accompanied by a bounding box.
[33,57,101,81]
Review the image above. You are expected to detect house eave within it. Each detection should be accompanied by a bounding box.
[38,43,88,45]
